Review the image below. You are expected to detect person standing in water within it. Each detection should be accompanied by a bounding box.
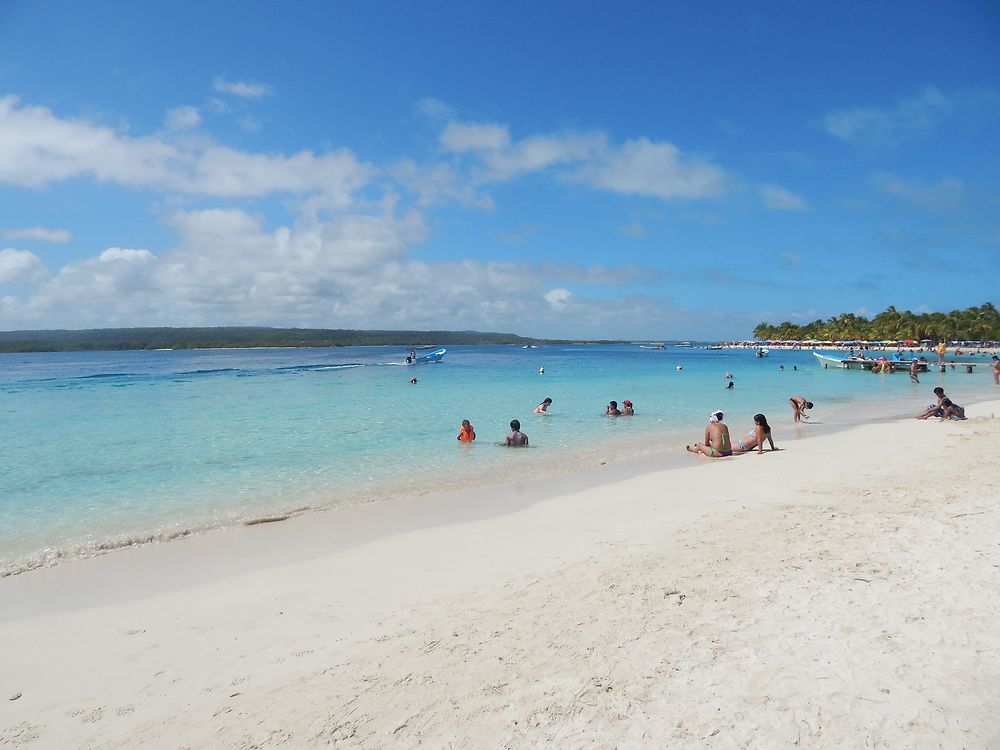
[789,395,813,422]
[457,419,476,442]
[504,419,529,446]
[686,410,732,458]
[533,397,552,414]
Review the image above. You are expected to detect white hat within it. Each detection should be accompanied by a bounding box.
[709,410,724,422]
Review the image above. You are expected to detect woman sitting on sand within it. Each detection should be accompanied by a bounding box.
[736,413,776,454]
[686,410,732,458]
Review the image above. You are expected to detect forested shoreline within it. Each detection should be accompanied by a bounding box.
[0,327,572,353]
[754,303,1000,342]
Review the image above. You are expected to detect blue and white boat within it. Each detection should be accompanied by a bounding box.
[406,348,446,364]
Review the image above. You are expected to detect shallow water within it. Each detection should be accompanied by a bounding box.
[1,344,994,574]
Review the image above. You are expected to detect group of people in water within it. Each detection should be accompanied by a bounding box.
[458,395,637,446]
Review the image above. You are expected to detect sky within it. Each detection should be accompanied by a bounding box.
[0,1,998,340]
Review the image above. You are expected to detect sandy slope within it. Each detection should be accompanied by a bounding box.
[2,404,999,749]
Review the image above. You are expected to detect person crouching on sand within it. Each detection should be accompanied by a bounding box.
[789,395,813,422]
[736,413,777,455]
[457,419,476,442]
[504,419,529,446]
[686,410,732,458]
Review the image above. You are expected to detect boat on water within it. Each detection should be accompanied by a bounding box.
[706,344,723,350]
[639,343,666,350]
[812,351,929,372]
[521,344,538,349]
[675,341,692,347]
[404,348,446,364]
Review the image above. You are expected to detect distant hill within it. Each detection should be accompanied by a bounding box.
[0,327,583,353]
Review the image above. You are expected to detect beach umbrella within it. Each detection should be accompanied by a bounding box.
[903,338,915,344]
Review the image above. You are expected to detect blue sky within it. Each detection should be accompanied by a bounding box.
[1,1,998,339]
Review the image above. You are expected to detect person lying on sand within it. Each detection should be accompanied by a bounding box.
[735,413,777,455]
[686,410,732,458]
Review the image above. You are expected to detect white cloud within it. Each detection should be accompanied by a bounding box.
[0,96,373,200]
[0,205,692,338]
[440,121,510,153]
[415,97,454,121]
[544,288,572,307]
[574,137,730,200]
[759,184,807,211]
[0,248,47,283]
[393,159,494,209]
[165,106,201,131]
[100,247,156,263]
[440,120,730,200]
[212,77,272,99]
[822,86,999,145]
[2,226,71,243]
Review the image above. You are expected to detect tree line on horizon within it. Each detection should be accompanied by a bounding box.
[0,327,569,353]
[753,303,1000,342]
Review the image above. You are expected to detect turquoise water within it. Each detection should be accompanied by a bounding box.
[1,344,995,574]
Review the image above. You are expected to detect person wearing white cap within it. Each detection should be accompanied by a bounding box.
[686,409,732,458]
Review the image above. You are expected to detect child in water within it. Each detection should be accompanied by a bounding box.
[457,419,476,442]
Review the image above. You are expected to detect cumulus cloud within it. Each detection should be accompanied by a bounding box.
[544,288,572,307]
[165,105,201,131]
[440,120,730,200]
[212,77,272,99]
[0,96,373,200]
[0,248,48,283]
[0,204,687,337]
[759,184,807,211]
[575,138,729,200]
[2,226,71,243]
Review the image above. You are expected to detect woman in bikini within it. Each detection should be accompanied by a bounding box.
[686,410,732,458]
[736,413,776,454]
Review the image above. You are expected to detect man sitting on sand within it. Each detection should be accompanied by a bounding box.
[686,410,732,458]
[504,419,529,446]
[789,395,813,422]
[916,387,948,419]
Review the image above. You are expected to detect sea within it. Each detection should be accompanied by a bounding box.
[2,344,996,576]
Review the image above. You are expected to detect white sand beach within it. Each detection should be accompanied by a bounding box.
[3,403,1000,749]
